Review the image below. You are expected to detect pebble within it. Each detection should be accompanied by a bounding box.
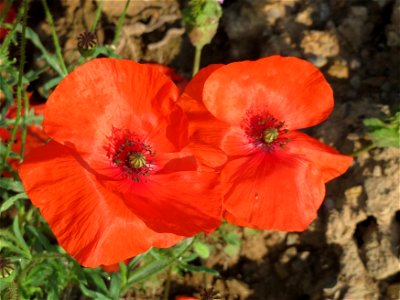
[328,59,349,79]
[372,165,383,177]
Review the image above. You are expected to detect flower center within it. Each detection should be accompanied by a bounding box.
[242,111,289,152]
[263,127,279,143]
[106,128,155,182]
[129,152,147,169]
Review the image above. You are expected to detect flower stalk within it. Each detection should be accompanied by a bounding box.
[0,0,29,174]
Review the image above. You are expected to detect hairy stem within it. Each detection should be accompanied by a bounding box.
[20,90,30,159]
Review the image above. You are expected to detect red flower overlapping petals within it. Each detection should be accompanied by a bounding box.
[19,55,352,267]
[19,59,222,267]
[178,56,353,231]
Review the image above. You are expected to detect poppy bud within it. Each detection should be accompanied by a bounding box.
[77,31,97,58]
[0,256,14,278]
[182,0,222,49]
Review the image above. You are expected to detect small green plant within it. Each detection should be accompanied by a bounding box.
[363,110,400,149]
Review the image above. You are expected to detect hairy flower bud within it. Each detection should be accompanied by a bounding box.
[182,0,222,49]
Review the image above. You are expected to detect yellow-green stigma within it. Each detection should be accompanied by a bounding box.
[129,152,147,169]
[263,127,279,143]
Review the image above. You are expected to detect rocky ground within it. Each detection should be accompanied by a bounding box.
[26,0,400,299]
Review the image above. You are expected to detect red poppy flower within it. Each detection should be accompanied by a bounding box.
[0,2,16,40]
[175,296,199,300]
[179,56,353,231]
[18,58,222,267]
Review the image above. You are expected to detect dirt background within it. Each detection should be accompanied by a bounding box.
[22,0,400,299]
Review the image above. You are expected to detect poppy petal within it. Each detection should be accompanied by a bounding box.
[285,131,353,182]
[102,150,222,236]
[203,56,333,130]
[181,64,224,102]
[19,141,182,267]
[44,58,187,160]
[177,64,228,168]
[220,126,256,156]
[222,151,325,231]
[132,170,222,236]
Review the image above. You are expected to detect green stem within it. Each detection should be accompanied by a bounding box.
[350,143,375,157]
[112,0,131,48]
[192,45,203,77]
[20,90,29,160]
[0,0,29,175]
[163,267,172,300]
[91,0,103,32]
[41,0,68,76]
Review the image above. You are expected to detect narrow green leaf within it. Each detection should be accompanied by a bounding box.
[126,257,171,284]
[83,269,108,294]
[0,178,25,193]
[12,216,30,255]
[119,261,128,287]
[26,225,53,251]
[177,261,219,276]
[0,239,28,256]
[79,283,112,300]
[0,192,28,213]
[16,25,65,76]
[109,272,121,300]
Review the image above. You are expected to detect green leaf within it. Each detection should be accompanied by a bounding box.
[0,238,28,256]
[17,25,66,77]
[363,117,386,129]
[42,76,63,97]
[0,178,25,193]
[12,216,30,255]
[26,225,53,251]
[177,261,219,276]
[370,128,400,148]
[0,192,28,213]
[118,262,128,287]
[109,272,121,300]
[79,283,112,300]
[83,269,108,294]
[126,257,172,284]
[193,240,210,259]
